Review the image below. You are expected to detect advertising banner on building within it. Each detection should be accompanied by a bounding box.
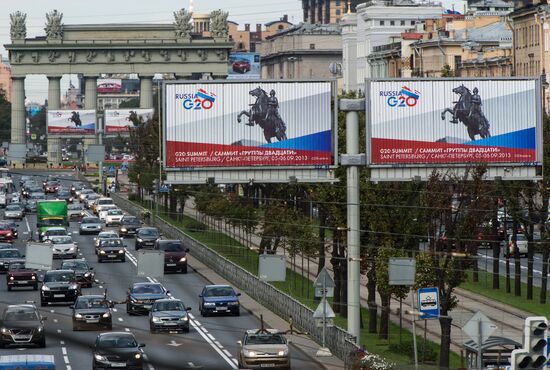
[227,53,261,80]
[165,81,333,168]
[367,79,540,166]
[47,110,96,135]
[97,78,122,93]
[104,109,154,134]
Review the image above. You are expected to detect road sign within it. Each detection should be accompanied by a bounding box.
[137,250,164,278]
[25,242,53,271]
[314,267,335,298]
[108,165,116,173]
[462,311,498,346]
[159,184,170,194]
[313,298,335,319]
[418,287,439,319]
[389,257,416,286]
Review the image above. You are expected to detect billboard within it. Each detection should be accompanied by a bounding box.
[367,78,540,166]
[47,110,96,135]
[164,81,333,168]
[227,53,261,80]
[104,109,154,134]
[97,78,122,93]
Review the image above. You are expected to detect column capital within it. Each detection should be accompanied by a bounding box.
[83,75,99,79]
[47,75,63,80]
[11,75,26,80]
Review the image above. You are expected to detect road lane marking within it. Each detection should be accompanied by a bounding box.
[62,347,67,355]
[118,317,124,322]
[25,217,30,233]
[223,349,232,357]
[125,328,130,332]
[57,329,61,334]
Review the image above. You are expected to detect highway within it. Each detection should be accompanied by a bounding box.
[0,170,319,370]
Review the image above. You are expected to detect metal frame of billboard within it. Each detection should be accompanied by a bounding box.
[365,77,543,182]
[162,79,338,184]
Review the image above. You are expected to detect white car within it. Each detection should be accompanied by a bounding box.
[94,231,120,248]
[105,209,124,226]
[79,189,95,202]
[41,227,68,242]
[85,194,101,209]
[98,205,118,221]
[502,234,528,257]
[94,198,115,215]
[48,235,78,259]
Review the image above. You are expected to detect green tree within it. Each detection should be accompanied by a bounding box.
[441,64,453,77]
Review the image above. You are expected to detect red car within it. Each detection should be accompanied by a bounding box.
[0,224,14,242]
[45,181,60,193]
[232,60,251,74]
[154,240,189,274]
[7,262,38,291]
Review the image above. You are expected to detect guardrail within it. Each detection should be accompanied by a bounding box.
[111,194,359,362]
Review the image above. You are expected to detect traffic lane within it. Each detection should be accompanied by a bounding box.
[477,251,548,289]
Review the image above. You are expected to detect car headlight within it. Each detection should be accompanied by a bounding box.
[180,316,188,321]
[31,275,36,280]
[100,250,106,254]
[40,232,45,236]
[41,285,50,291]
[69,247,75,251]
[118,250,124,254]
[152,316,161,323]
[102,312,111,318]
[278,349,288,356]
[204,302,215,306]
[134,353,142,360]
[94,354,107,362]
[136,238,143,243]
[9,276,14,281]
[0,328,7,334]
[69,284,78,290]
[37,326,43,332]
[121,228,127,232]
[75,313,83,319]
[179,257,187,262]
[228,301,239,306]
[6,233,11,237]
[244,349,257,357]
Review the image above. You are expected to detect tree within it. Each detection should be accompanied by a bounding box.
[0,89,11,142]
[441,64,453,77]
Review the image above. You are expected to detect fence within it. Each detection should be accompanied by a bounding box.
[111,194,360,363]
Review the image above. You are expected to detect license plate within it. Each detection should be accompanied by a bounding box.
[108,254,117,258]
[54,294,65,298]
[166,264,176,267]
[110,363,127,368]
[86,319,100,323]
[14,335,30,340]
[16,281,28,284]
[216,307,227,311]
[143,305,151,309]
[260,364,276,368]
[164,322,177,326]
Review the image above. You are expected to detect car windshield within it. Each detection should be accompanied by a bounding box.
[47,229,67,236]
[245,333,286,345]
[108,210,123,215]
[81,189,93,194]
[139,229,159,237]
[75,297,108,309]
[4,308,39,322]
[82,218,100,224]
[68,204,83,210]
[204,286,236,297]
[123,217,140,225]
[159,242,184,252]
[0,224,10,231]
[30,193,46,200]
[153,301,185,312]
[98,199,114,205]
[44,271,74,282]
[8,262,26,270]
[62,261,88,270]
[100,240,122,247]
[132,284,163,294]
[87,194,100,200]
[99,233,118,239]
[6,205,20,211]
[98,335,137,349]
[0,250,20,258]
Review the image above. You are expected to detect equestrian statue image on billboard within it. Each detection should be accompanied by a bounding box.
[237,87,288,143]
[441,85,491,140]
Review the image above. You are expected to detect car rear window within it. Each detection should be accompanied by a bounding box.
[159,242,184,252]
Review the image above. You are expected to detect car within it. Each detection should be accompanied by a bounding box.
[26,192,46,212]
[85,193,102,209]
[119,216,142,237]
[71,295,113,331]
[98,205,118,222]
[97,238,126,263]
[56,189,74,203]
[94,197,115,215]
[0,304,46,348]
[19,175,32,186]
[79,188,95,202]
[40,269,81,306]
[135,227,160,250]
[4,204,24,220]
[61,259,95,288]
[0,224,14,243]
[0,243,16,249]
[126,282,169,315]
[92,332,145,370]
[0,220,18,239]
[233,60,251,73]
[68,203,84,220]
[0,249,23,273]
[80,217,103,235]
[149,299,191,334]
[105,209,125,226]
[9,194,21,204]
[154,240,189,274]
[95,231,120,248]
[6,262,38,291]
[71,182,84,195]
[48,235,78,259]
[502,233,528,257]
[40,227,68,242]
[22,185,42,199]
[237,329,290,369]
[199,285,241,317]
[42,175,58,187]
[44,181,60,194]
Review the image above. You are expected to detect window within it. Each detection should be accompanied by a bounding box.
[310,43,316,49]
[401,20,405,26]
[278,25,284,30]
[336,9,341,15]
[336,0,341,5]
[390,20,395,26]
[380,20,385,26]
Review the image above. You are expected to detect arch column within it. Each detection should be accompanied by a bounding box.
[47,76,62,165]
[140,75,154,109]
[83,76,98,166]
[10,77,26,145]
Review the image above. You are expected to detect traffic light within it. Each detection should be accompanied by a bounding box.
[152,179,159,194]
[511,316,548,370]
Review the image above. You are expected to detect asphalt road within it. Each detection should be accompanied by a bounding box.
[0,169,318,370]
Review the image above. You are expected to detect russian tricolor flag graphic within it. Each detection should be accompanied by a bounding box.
[196,89,216,102]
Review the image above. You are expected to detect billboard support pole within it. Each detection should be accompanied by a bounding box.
[339,99,365,345]
[98,117,104,195]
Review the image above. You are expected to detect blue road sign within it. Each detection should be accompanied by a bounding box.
[418,287,439,319]
[108,165,116,173]
[159,185,170,194]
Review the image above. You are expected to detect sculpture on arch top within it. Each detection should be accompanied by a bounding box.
[10,11,27,40]
[174,8,193,39]
[210,9,229,39]
[45,10,64,40]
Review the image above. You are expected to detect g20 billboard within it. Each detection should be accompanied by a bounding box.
[367,79,541,166]
[47,110,96,135]
[104,109,154,134]
[164,81,333,168]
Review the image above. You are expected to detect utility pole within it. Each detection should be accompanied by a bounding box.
[98,116,104,195]
[339,98,366,344]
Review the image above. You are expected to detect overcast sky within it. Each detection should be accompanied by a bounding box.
[1,0,303,102]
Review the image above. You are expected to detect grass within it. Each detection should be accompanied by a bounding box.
[132,198,462,368]
[462,269,550,316]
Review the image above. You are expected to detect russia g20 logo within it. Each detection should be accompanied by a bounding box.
[381,86,420,108]
[176,89,217,111]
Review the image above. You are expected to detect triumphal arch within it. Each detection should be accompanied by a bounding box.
[5,9,232,164]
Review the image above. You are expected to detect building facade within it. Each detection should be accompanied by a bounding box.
[260,23,342,80]
[301,0,360,24]
[228,15,293,52]
[0,55,11,102]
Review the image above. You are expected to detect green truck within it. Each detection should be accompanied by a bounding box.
[37,200,68,235]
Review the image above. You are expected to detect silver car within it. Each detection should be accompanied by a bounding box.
[68,203,84,220]
[48,235,78,259]
[4,204,24,220]
[149,299,191,333]
[79,216,102,235]
[237,329,290,369]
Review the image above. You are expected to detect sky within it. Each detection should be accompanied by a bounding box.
[1,0,303,102]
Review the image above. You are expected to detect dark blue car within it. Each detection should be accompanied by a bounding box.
[126,282,169,315]
[199,285,241,317]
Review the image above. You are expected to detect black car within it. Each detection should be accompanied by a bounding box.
[40,269,81,306]
[22,185,42,199]
[0,220,19,239]
[155,240,189,274]
[0,304,46,348]
[126,282,169,315]
[199,285,241,317]
[61,259,95,288]
[72,295,113,331]
[119,216,142,237]
[0,249,24,273]
[97,239,126,263]
[57,189,74,203]
[92,332,145,370]
[134,227,160,250]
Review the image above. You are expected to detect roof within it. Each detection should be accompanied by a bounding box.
[453,21,511,42]
[265,23,340,39]
[468,0,514,9]
[265,19,293,27]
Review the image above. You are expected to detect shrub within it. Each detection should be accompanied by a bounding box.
[388,341,437,363]
[128,193,139,201]
[186,219,207,232]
